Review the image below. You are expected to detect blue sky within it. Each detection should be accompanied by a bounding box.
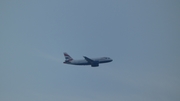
[1,0,180,101]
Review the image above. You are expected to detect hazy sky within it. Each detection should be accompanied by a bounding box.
[1,0,180,101]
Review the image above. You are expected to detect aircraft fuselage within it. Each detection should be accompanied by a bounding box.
[63,53,112,67]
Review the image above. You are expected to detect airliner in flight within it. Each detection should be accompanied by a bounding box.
[63,53,113,67]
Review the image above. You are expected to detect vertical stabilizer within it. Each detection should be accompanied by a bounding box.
[64,52,73,62]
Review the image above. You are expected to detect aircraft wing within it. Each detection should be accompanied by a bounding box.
[83,56,99,67]
[83,56,94,63]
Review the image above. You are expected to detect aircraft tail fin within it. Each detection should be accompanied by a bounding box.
[64,52,73,62]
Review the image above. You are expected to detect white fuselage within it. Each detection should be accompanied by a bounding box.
[64,57,112,66]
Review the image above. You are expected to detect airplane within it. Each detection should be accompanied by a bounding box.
[63,52,113,67]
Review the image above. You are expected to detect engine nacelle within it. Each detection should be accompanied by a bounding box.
[91,61,99,67]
